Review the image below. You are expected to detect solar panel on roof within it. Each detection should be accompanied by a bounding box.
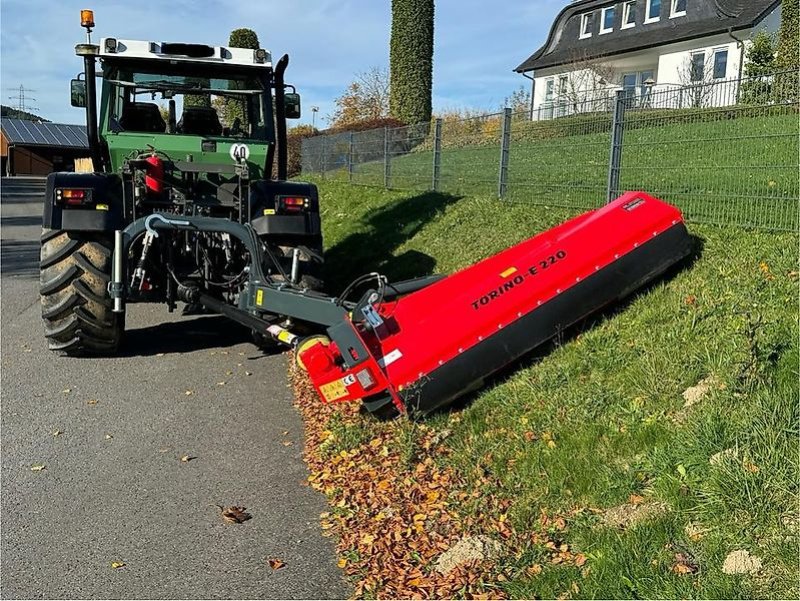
[0,118,88,149]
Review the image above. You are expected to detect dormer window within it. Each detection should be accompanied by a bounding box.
[580,12,595,39]
[671,0,687,17]
[600,6,616,34]
[645,0,661,23]
[622,1,637,28]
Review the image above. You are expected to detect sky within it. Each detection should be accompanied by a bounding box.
[0,0,566,127]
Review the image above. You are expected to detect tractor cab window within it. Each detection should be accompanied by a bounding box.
[104,65,273,142]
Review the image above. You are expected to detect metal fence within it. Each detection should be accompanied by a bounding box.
[301,71,799,231]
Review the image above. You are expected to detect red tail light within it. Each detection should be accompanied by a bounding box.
[280,196,308,213]
[56,188,91,206]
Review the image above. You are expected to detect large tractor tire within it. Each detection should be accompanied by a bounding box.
[40,229,123,355]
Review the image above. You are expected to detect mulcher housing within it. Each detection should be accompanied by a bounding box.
[295,191,692,415]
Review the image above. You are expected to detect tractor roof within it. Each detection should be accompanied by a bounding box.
[99,38,272,69]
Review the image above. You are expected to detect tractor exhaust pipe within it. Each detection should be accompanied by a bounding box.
[273,54,290,181]
[75,43,104,172]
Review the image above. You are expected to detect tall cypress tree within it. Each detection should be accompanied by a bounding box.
[225,28,261,129]
[389,0,434,125]
[775,0,799,101]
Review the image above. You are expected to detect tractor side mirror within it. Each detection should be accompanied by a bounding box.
[284,93,301,119]
[70,79,87,108]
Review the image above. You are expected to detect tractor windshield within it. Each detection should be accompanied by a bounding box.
[101,61,274,142]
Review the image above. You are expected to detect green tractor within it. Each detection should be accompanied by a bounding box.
[41,10,322,354]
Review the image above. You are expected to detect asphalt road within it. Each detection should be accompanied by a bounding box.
[0,179,349,600]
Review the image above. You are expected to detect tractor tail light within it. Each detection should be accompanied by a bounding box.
[56,188,91,206]
[280,196,308,213]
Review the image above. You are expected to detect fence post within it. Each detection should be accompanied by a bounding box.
[348,132,354,183]
[497,108,512,199]
[321,136,327,180]
[606,90,626,203]
[432,118,442,192]
[383,126,391,189]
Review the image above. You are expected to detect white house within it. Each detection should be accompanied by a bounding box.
[515,0,782,119]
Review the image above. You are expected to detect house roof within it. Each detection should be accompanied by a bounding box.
[515,0,780,72]
[0,118,88,149]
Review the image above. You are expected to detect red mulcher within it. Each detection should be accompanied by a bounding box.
[296,192,692,416]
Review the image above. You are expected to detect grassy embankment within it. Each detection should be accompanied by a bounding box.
[293,176,798,599]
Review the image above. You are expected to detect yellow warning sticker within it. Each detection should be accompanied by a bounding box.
[320,378,348,402]
[500,267,518,278]
[256,289,264,306]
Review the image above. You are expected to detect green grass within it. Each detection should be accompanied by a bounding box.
[321,109,799,230]
[312,176,799,599]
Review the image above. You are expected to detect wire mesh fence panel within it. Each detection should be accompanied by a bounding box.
[505,109,612,210]
[437,112,504,197]
[349,128,391,188]
[383,122,434,191]
[619,71,800,231]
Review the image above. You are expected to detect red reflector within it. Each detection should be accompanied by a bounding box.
[62,189,86,199]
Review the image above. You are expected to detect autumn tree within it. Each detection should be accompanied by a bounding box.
[552,50,617,115]
[329,67,391,128]
[389,0,434,125]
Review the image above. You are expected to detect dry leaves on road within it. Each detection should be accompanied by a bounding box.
[266,558,286,570]
[218,505,252,524]
[180,454,195,463]
[86,399,98,405]
[30,464,46,472]
[110,561,126,569]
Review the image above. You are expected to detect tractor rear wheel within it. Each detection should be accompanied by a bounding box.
[40,229,123,355]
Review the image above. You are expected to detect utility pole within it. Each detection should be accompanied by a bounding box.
[7,84,39,114]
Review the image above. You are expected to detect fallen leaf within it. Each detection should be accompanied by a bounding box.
[180,454,194,463]
[184,390,194,396]
[217,381,226,386]
[220,505,252,524]
[225,370,233,376]
[629,494,645,506]
[743,459,760,473]
[245,371,253,376]
[105,434,113,440]
[337,558,347,569]
[30,464,46,472]
[527,563,543,576]
[685,294,697,306]
[282,441,293,447]
[110,561,125,569]
[52,430,62,437]
[62,388,71,394]
[86,399,98,405]
[267,558,286,570]
[575,554,587,567]
[671,552,699,575]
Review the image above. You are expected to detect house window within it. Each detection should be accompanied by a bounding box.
[671,0,687,17]
[645,0,661,22]
[580,12,594,38]
[713,48,728,79]
[600,6,616,33]
[622,1,637,28]
[690,52,706,82]
[544,78,555,102]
